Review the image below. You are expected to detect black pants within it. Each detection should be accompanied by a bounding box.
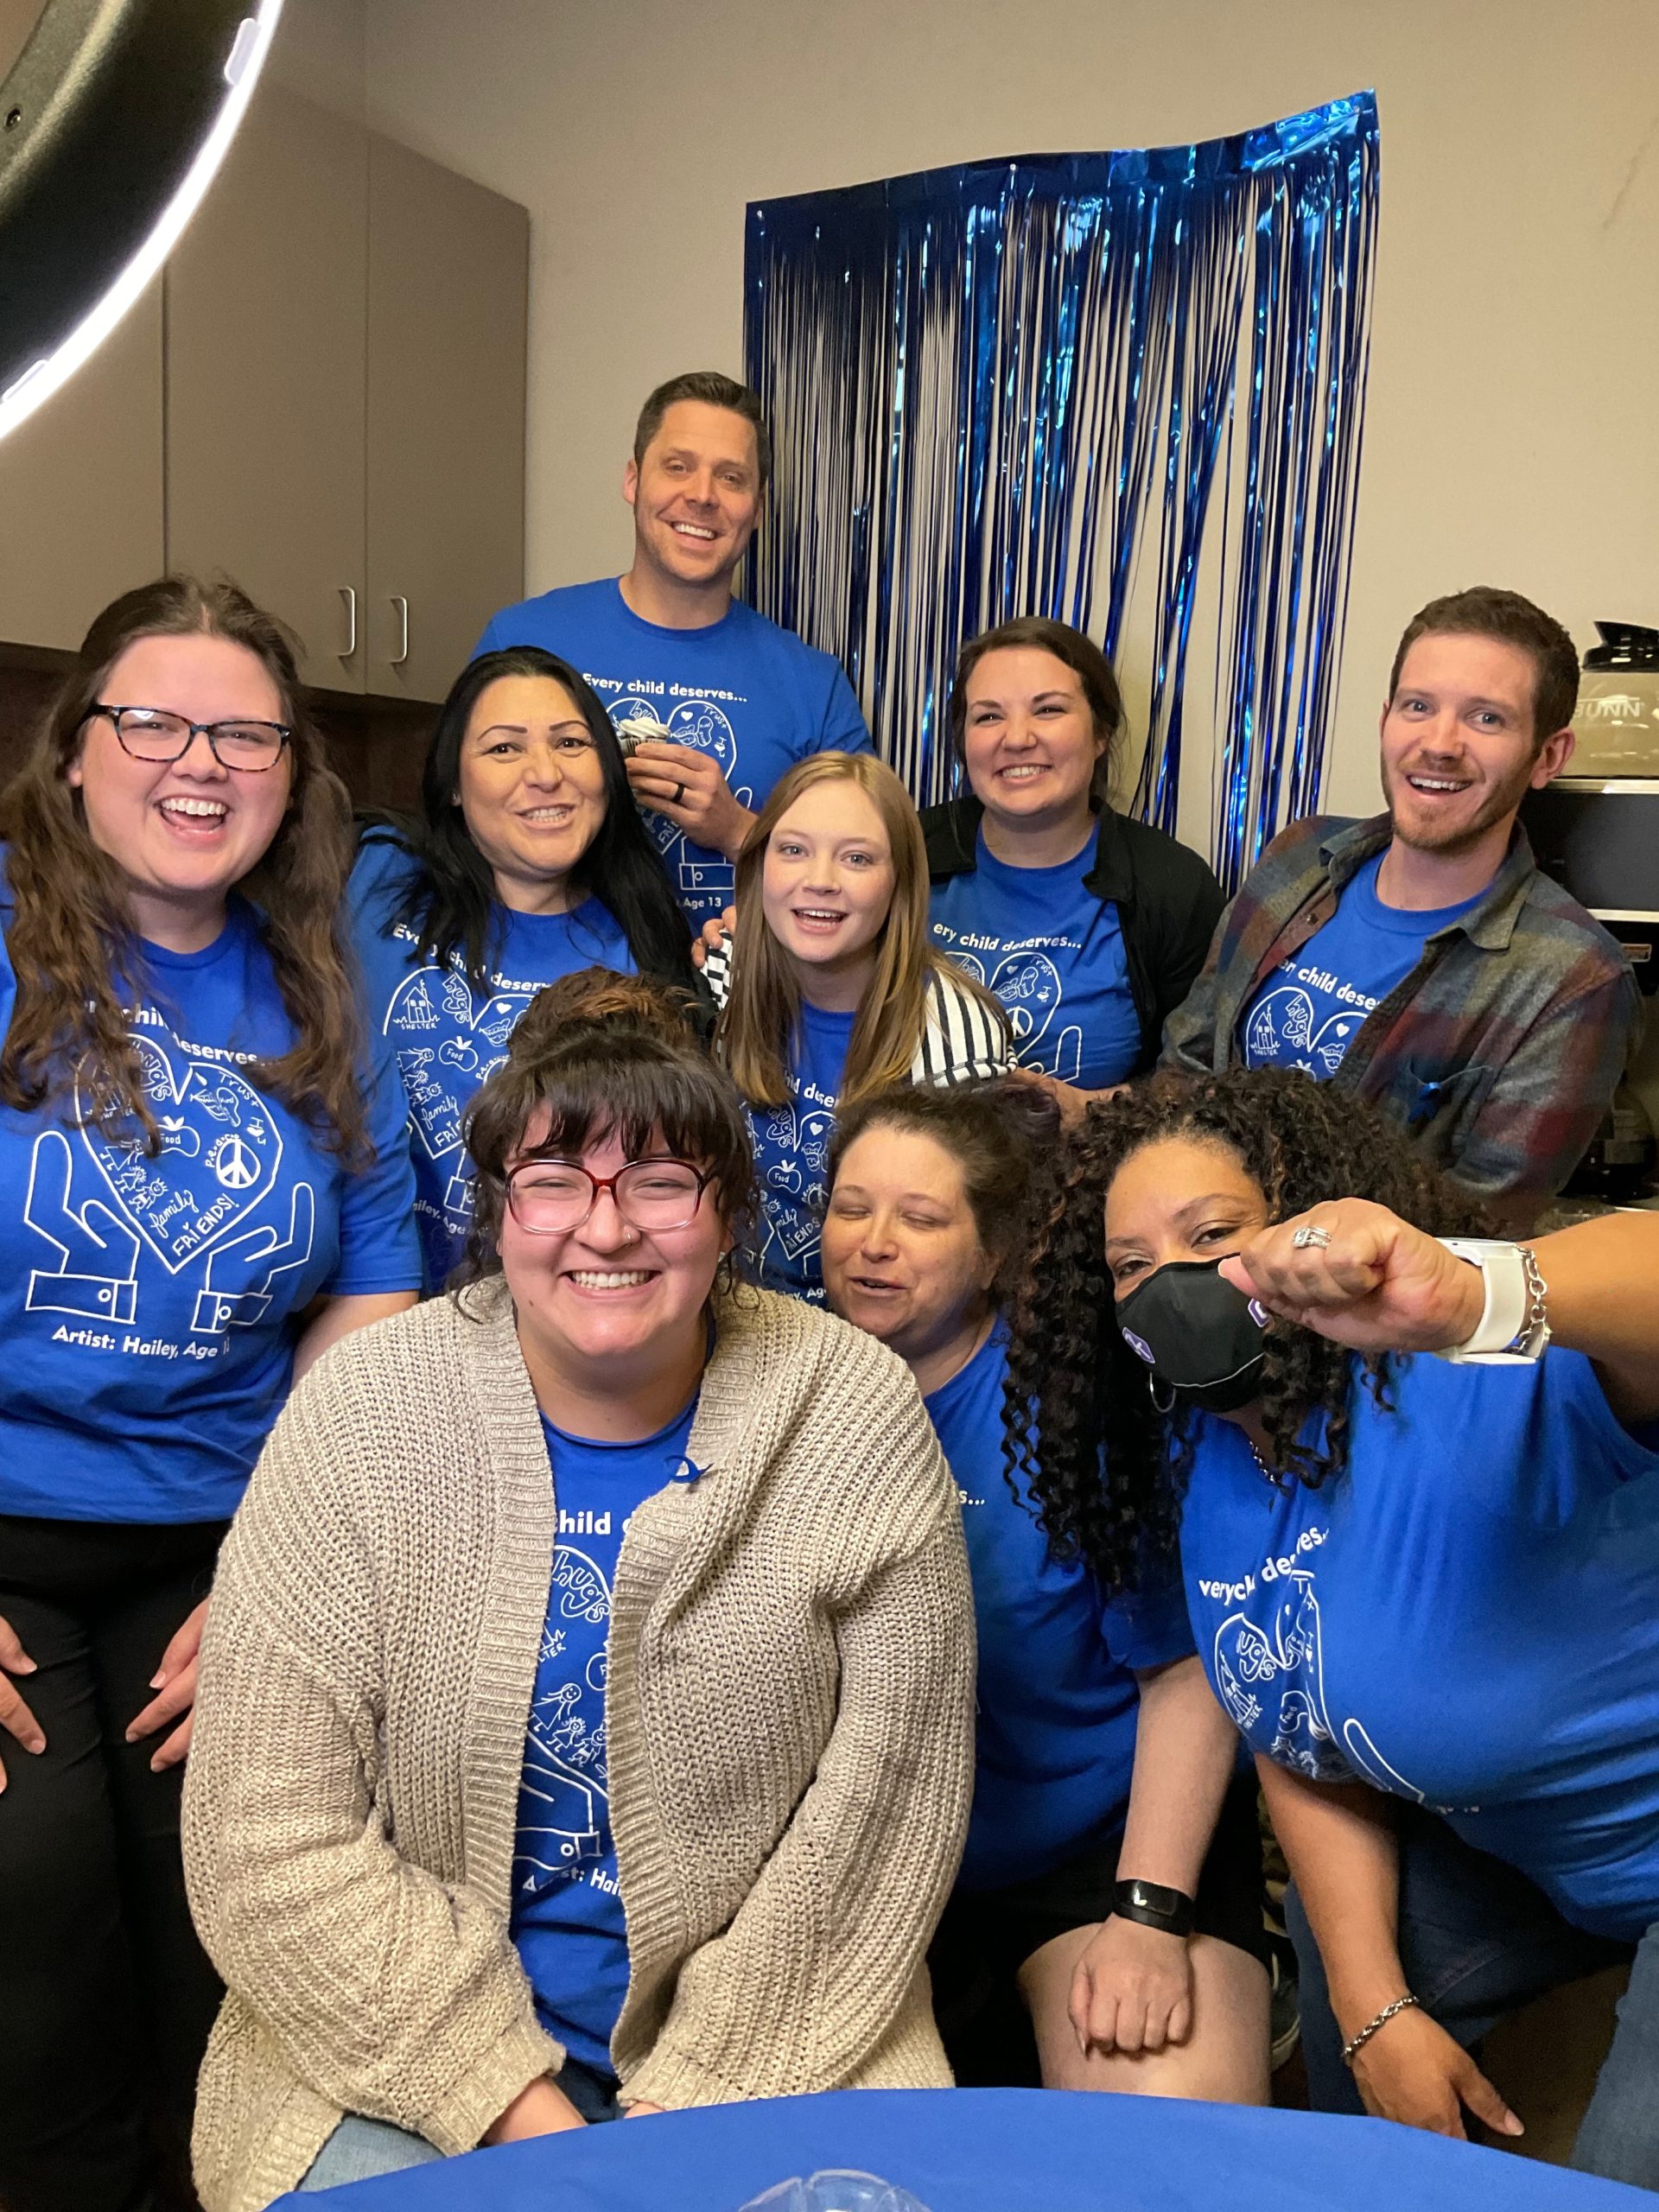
[0,1514,227,2212]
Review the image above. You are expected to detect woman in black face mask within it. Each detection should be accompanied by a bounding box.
[1007,1066,1659,2190]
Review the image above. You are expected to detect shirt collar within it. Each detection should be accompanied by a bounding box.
[1317,812,1535,950]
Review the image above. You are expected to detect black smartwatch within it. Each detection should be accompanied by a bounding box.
[1111,1878,1196,1939]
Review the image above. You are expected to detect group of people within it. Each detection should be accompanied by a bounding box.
[0,367,1653,2212]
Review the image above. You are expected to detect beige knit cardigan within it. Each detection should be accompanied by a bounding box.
[182,1279,975,2212]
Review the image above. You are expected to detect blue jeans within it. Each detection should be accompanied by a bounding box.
[296,2056,620,2191]
[1288,1804,1656,2190]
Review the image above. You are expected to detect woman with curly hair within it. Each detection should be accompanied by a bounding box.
[0,578,422,2212]
[1007,1066,1659,2187]
[822,1080,1269,2103]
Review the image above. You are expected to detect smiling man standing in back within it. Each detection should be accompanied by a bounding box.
[477,372,871,927]
[1162,587,1640,1225]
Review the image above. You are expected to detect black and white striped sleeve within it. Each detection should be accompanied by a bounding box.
[702,932,734,1010]
[913,968,1013,1087]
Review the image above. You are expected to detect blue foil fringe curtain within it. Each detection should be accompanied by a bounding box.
[743,93,1380,890]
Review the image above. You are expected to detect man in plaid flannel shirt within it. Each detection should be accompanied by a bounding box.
[1163,587,1641,1228]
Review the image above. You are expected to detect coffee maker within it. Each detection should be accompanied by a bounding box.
[1521,622,1659,1199]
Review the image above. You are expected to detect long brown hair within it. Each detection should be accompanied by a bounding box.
[717,752,1001,1110]
[0,575,368,1157]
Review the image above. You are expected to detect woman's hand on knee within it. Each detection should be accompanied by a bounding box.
[1069,1916,1194,2056]
[481,2075,588,2143]
[1351,2006,1522,2141]
[125,1597,209,1772]
[0,1610,45,1786]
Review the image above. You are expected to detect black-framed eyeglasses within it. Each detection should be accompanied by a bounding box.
[505,1156,713,1236]
[91,704,293,772]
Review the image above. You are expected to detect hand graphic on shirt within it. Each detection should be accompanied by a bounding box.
[190,1183,317,1335]
[23,1129,141,1324]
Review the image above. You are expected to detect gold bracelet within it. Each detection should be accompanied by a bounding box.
[1342,1992,1421,2067]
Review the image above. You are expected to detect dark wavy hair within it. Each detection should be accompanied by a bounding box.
[456,967,755,1294]
[1004,1066,1489,1592]
[828,1076,1062,1306]
[0,575,367,1158]
[363,647,696,995]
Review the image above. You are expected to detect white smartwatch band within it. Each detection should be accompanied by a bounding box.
[1435,1238,1551,1363]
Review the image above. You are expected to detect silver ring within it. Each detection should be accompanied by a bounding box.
[672,780,686,805]
[1292,1224,1332,1250]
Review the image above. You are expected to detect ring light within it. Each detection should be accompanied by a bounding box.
[0,0,283,443]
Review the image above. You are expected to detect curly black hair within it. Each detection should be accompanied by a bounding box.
[1003,1065,1490,1592]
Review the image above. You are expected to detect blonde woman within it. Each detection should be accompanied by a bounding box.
[702,752,1009,1299]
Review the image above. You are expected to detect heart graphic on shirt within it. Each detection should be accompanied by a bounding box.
[989,949,1064,1049]
[611,696,738,779]
[385,965,534,1161]
[756,1104,837,1263]
[611,696,741,873]
[76,1034,283,1272]
[1242,987,1363,1078]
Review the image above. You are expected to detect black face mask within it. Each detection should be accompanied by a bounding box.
[1115,1257,1268,1414]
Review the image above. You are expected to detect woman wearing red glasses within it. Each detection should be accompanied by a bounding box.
[0,578,422,2212]
[184,968,974,2209]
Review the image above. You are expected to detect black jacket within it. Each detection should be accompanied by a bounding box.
[920,796,1226,1077]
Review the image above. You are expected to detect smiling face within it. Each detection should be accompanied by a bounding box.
[67,631,294,944]
[1102,1135,1270,1299]
[500,1121,729,1385]
[823,1124,997,1371]
[1380,633,1573,858]
[454,674,610,911]
[961,646,1104,837]
[624,399,761,594]
[760,777,896,988]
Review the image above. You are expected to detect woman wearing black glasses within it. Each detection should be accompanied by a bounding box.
[184,969,974,2206]
[0,578,422,2212]
[348,645,697,1289]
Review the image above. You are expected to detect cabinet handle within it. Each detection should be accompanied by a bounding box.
[338,587,357,660]
[390,595,410,668]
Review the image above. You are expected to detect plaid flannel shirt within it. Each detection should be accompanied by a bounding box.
[1160,813,1643,1224]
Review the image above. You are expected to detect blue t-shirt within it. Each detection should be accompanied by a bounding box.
[476,580,872,925]
[930,831,1141,1089]
[745,1001,852,1301]
[511,1397,700,2075]
[0,899,421,1524]
[1238,853,1482,1079]
[1179,1351,1659,1941]
[347,837,636,1289]
[925,1328,1194,1891]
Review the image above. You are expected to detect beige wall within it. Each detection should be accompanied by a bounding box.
[365,0,1659,821]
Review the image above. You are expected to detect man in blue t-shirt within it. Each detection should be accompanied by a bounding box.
[1163,587,1640,1223]
[477,372,872,925]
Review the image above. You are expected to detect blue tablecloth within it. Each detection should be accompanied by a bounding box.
[277,2088,1651,2209]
